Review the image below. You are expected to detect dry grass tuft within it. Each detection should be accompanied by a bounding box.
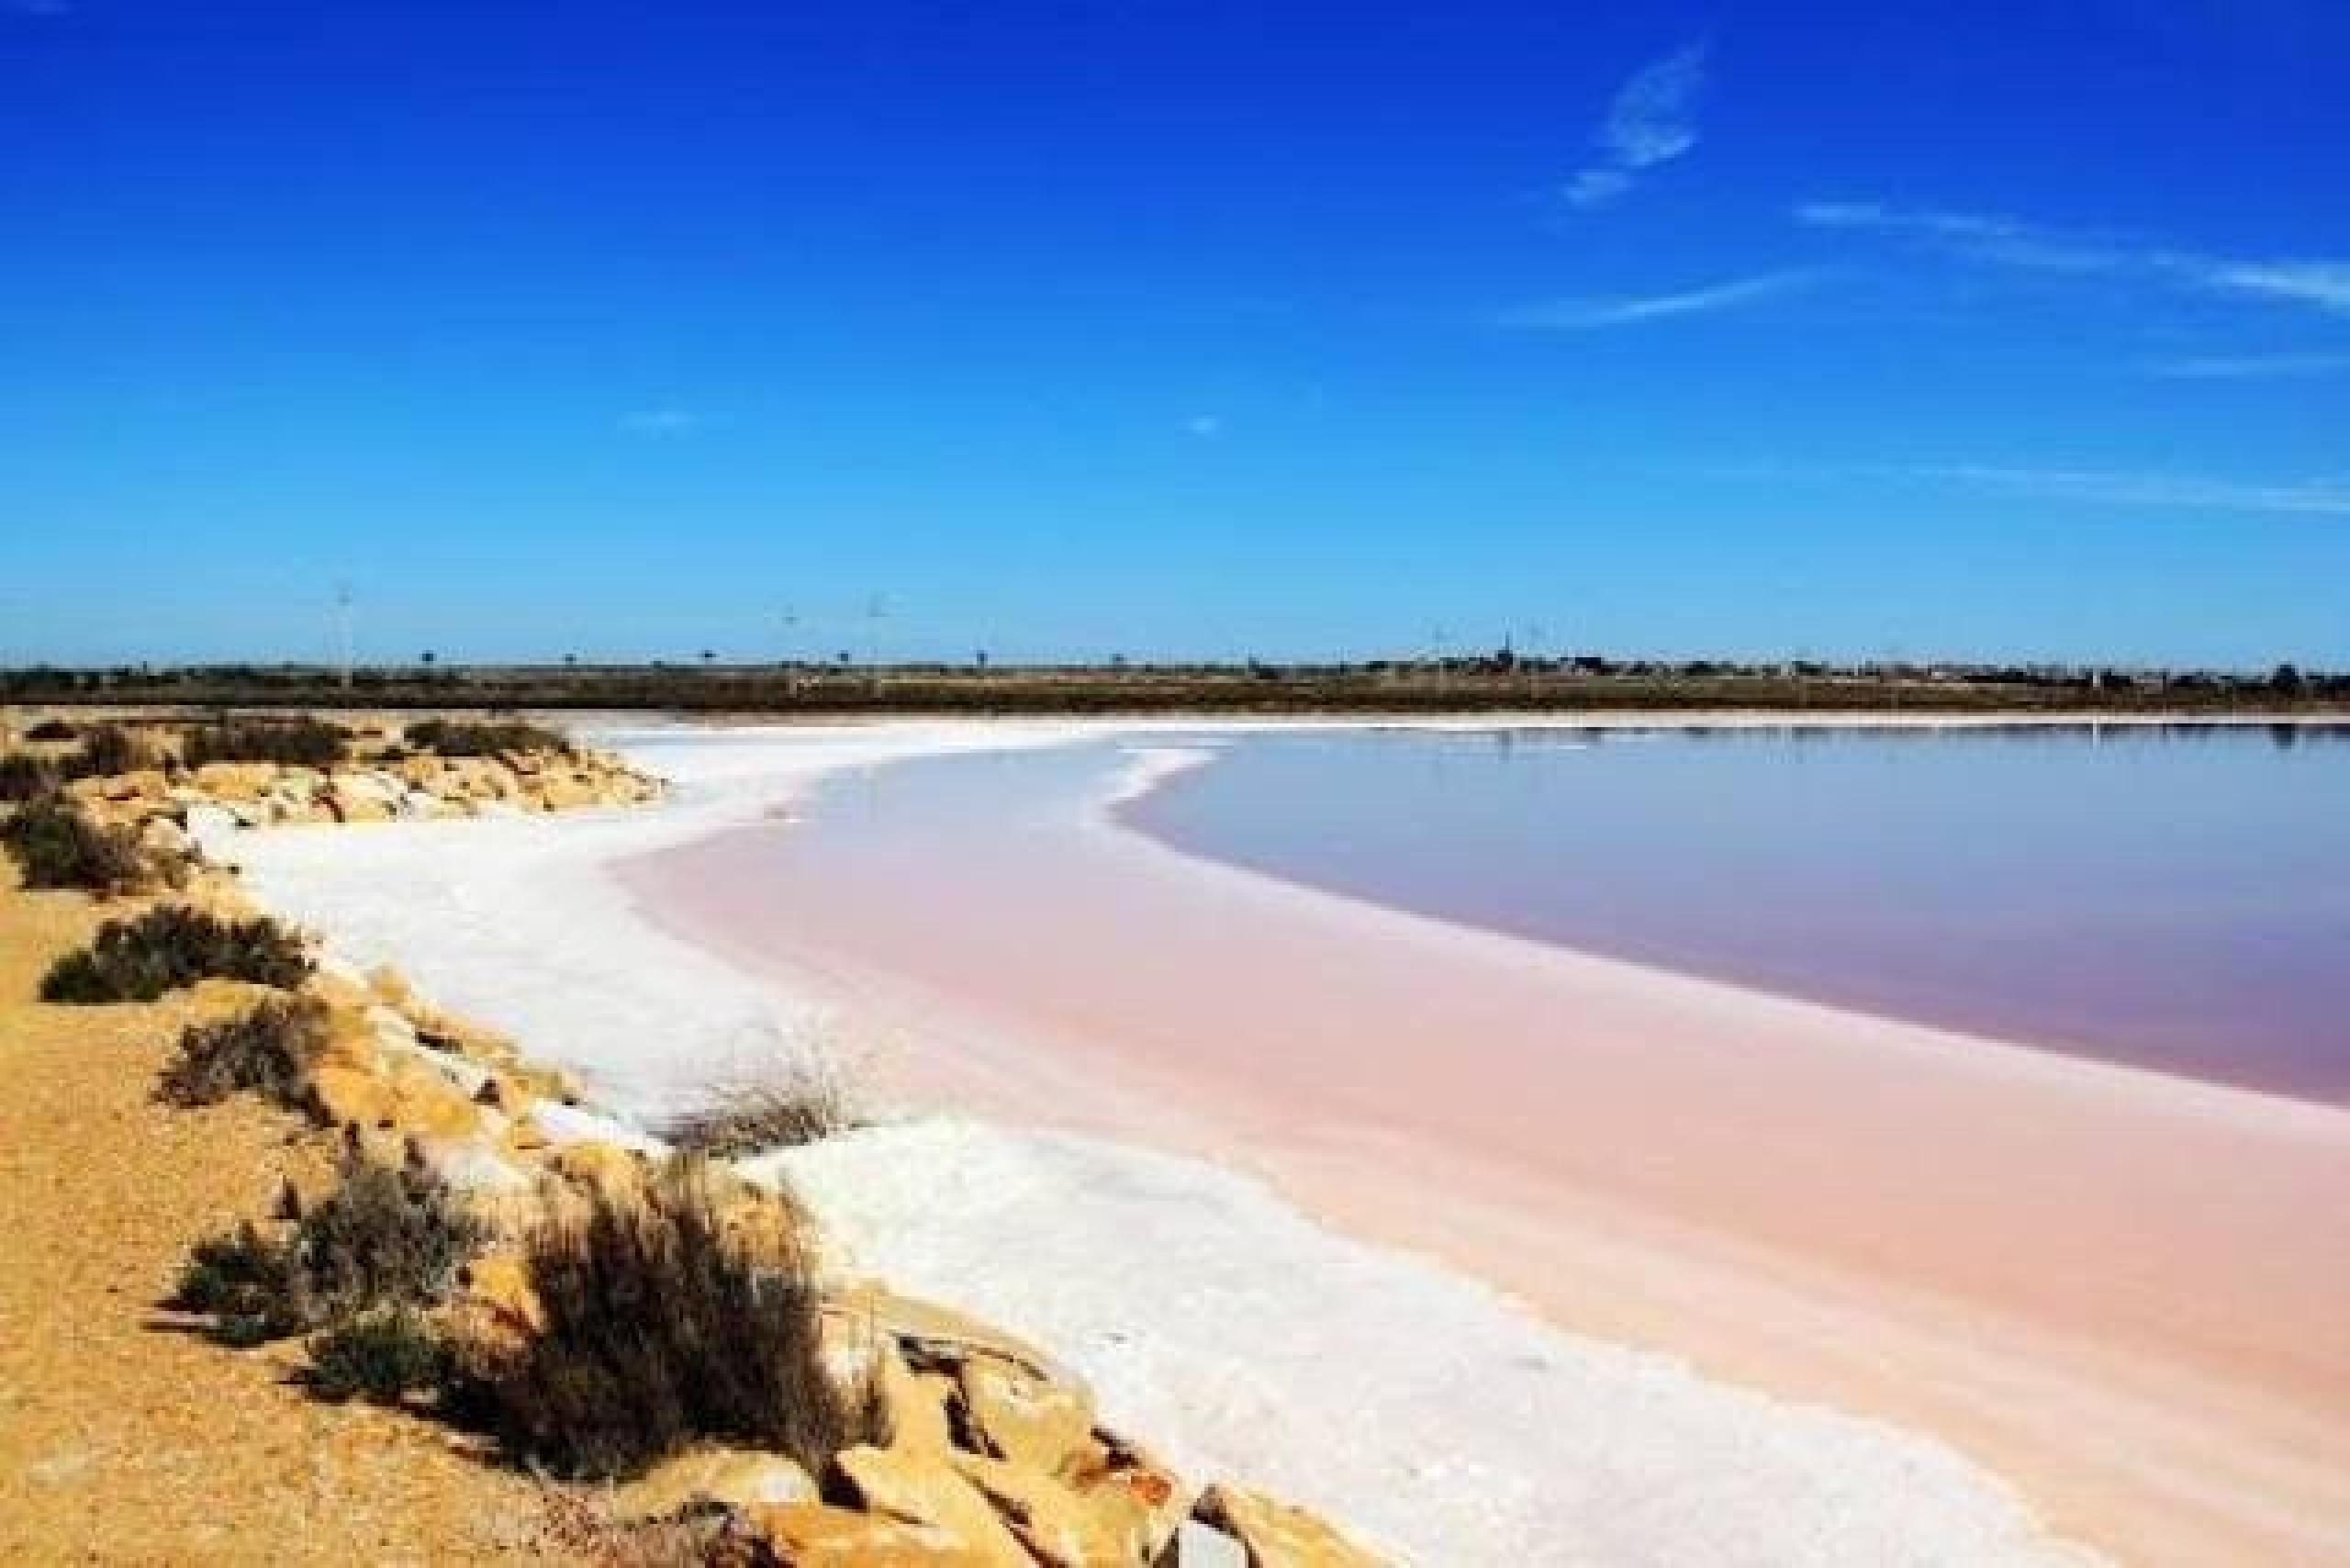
[664,1070,854,1159]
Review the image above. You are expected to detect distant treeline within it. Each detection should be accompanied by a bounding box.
[4,656,2344,716]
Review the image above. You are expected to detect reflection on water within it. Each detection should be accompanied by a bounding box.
[1123,725,2350,1104]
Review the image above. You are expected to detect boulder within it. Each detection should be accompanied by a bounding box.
[878,1341,957,1455]
[307,1060,482,1142]
[1064,1434,1189,1562]
[955,1353,1095,1476]
[138,816,194,860]
[1192,1484,1383,1568]
[947,1451,1126,1568]
[322,773,399,823]
[534,774,601,811]
[837,1284,1078,1394]
[742,1502,988,1567]
[828,1445,1033,1567]
[619,1447,820,1518]
[192,762,279,801]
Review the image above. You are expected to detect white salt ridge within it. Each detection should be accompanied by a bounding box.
[229,721,2093,1567]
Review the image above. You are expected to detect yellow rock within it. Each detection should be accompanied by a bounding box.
[618,1447,819,1518]
[323,785,396,823]
[1194,1484,1384,1568]
[306,1059,481,1141]
[955,1354,1095,1476]
[947,1451,1125,1568]
[366,965,420,1012]
[308,1062,395,1129]
[829,1445,1033,1567]
[879,1343,957,1455]
[193,762,279,801]
[535,775,599,810]
[1065,1434,1190,1563]
[742,1502,988,1567]
[306,969,375,1014]
[834,1284,1073,1392]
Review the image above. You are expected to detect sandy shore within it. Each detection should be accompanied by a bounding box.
[230,718,2350,1563]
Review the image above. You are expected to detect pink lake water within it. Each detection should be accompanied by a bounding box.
[617,719,2350,1561]
[1114,723,2350,1104]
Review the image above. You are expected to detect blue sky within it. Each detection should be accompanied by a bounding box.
[4,1,2345,667]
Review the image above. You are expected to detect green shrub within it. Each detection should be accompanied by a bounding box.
[182,717,350,767]
[0,753,62,802]
[157,995,329,1109]
[306,1307,453,1404]
[24,718,78,742]
[40,905,310,1003]
[69,724,151,779]
[1,797,151,892]
[403,718,573,758]
[467,1158,880,1478]
[173,1149,487,1346]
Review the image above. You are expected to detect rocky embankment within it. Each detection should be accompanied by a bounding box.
[0,715,1382,1566]
[72,748,662,832]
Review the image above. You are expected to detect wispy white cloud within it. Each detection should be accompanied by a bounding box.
[2145,351,2350,380]
[1564,42,1707,209]
[1893,463,2350,518]
[1185,414,1223,439]
[1503,268,1816,330]
[1792,201,2132,272]
[1795,199,2350,318]
[618,408,704,436]
[2204,262,2350,315]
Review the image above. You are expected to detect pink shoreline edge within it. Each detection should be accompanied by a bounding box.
[1092,741,2347,1130]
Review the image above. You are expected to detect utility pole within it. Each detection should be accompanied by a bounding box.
[335,583,354,692]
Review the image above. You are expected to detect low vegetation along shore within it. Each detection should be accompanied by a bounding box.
[6,654,2345,717]
[0,713,1378,1564]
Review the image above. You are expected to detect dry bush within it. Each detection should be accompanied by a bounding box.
[157,994,330,1108]
[182,716,351,767]
[404,717,574,758]
[172,1220,312,1346]
[40,904,309,1002]
[173,1147,487,1346]
[465,1157,881,1479]
[306,1306,455,1404]
[1,797,151,893]
[0,753,62,802]
[24,718,78,743]
[68,723,152,778]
